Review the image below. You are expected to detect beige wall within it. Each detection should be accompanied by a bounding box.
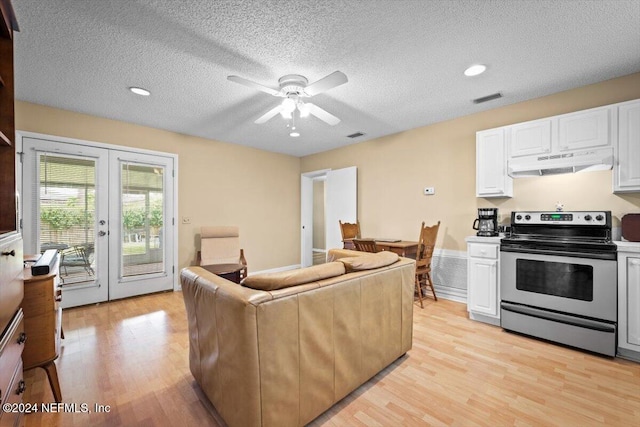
[301,73,640,252]
[15,102,301,272]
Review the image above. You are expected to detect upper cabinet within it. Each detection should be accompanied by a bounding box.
[476,99,640,197]
[0,0,18,235]
[614,99,640,193]
[509,119,552,158]
[558,107,610,151]
[507,105,611,160]
[476,128,512,198]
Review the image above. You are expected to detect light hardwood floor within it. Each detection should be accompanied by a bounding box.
[23,291,639,426]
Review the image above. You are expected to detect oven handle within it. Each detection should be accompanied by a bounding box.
[500,246,617,261]
[501,302,616,333]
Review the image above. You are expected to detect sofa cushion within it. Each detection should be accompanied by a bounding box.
[339,251,399,271]
[242,262,346,291]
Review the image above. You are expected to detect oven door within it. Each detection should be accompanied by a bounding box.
[500,250,616,321]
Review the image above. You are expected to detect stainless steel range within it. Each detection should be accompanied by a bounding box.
[500,211,617,356]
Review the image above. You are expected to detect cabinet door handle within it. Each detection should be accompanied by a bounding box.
[16,380,26,395]
[17,332,26,345]
[1,250,15,257]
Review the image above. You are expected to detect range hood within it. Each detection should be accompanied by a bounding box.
[508,147,613,178]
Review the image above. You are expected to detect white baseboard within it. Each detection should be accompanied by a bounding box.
[433,285,467,303]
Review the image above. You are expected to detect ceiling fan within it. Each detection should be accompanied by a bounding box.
[227,71,348,126]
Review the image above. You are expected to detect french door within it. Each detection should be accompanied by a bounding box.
[21,137,176,308]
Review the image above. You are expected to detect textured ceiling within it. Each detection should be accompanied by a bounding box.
[12,0,640,157]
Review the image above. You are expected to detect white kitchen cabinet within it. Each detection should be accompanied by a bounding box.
[476,128,512,198]
[558,106,611,151]
[466,238,501,326]
[614,99,640,193]
[509,119,552,157]
[617,242,640,362]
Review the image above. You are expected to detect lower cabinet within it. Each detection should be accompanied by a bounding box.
[617,244,640,361]
[466,238,501,326]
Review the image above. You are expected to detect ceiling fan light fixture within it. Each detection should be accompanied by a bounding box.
[298,103,311,118]
[282,97,296,113]
[290,131,300,137]
[280,110,292,119]
[464,64,486,77]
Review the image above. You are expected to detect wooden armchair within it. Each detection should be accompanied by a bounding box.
[339,220,361,249]
[415,221,440,308]
[197,226,247,282]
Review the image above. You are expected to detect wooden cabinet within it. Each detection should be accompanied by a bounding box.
[614,99,640,193]
[617,243,640,361]
[509,119,552,158]
[0,3,23,424]
[0,0,19,235]
[22,261,63,402]
[466,238,501,326]
[0,234,23,425]
[0,309,25,427]
[476,128,512,198]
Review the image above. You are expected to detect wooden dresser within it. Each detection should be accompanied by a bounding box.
[22,261,63,403]
[0,236,25,427]
[0,0,23,425]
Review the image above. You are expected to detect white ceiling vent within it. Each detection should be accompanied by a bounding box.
[347,132,365,138]
[473,93,503,104]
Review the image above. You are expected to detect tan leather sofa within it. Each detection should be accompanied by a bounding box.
[181,249,415,427]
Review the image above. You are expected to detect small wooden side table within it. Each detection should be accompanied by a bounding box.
[201,263,245,284]
[22,259,63,402]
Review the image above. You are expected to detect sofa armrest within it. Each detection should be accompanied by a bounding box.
[180,267,271,427]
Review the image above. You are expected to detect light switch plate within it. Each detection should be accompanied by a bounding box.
[424,187,435,195]
[182,216,191,224]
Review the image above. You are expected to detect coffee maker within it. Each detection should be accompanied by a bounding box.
[473,208,499,237]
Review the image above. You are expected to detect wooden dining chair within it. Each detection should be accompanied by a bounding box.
[415,221,440,308]
[339,220,361,249]
[353,238,380,253]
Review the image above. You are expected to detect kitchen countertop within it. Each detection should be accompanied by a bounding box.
[465,235,503,244]
[615,241,640,253]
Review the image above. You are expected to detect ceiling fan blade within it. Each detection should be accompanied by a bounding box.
[306,103,340,126]
[255,104,284,124]
[303,71,348,97]
[227,75,280,96]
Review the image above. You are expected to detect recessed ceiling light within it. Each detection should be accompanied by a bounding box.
[464,64,487,77]
[290,132,300,137]
[129,87,151,96]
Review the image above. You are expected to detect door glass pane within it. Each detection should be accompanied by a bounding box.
[121,163,165,277]
[515,259,593,301]
[38,154,96,286]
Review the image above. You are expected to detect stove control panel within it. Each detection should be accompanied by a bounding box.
[512,211,609,225]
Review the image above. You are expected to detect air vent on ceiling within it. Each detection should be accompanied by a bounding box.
[347,132,365,138]
[473,92,503,104]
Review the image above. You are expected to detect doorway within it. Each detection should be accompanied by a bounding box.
[20,134,177,308]
[301,166,357,267]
